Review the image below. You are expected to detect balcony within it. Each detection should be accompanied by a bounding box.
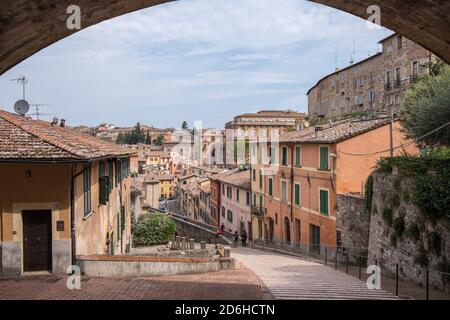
[251,205,264,218]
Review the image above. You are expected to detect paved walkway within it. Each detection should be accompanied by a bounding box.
[232,247,399,300]
[0,267,270,300]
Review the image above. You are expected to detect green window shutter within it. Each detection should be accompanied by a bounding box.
[108,161,114,193]
[83,168,91,215]
[99,176,108,205]
[320,147,329,170]
[253,194,257,205]
[259,170,262,189]
[320,189,329,215]
[282,147,288,165]
[246,192,250,205]
[99,161,105,177]
[236,189,240,202]
[295,184,300,206]
[121,206,125,233]
[295,146,301,166]
[269,178,273,196]
[259,195,263,208]
[117,212,121,241]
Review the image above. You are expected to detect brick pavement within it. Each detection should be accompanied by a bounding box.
[0,264,271,300]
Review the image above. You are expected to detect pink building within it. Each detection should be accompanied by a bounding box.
[217,169,252,237]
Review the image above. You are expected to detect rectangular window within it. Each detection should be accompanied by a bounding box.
[282,147,288,166]
[294,183,301,206]
[319,189,329,216]
[412,60,418,78]
[253,194,257,206]
[246,192,250,206]
[397,35,402,49]
[294,146,301,167]
[227,210,233,222]
[268,178,273,197]
[259,170,262,189]
[236,189,240,202]
[319,146,329,170]
[222,184,225,195]
[221,206,225,217]
[252,169,256,181]
[281,181,287,201]
[83,167,91,216]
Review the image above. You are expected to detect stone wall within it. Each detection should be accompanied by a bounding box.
[336,194,370,257]
[171,214,231,245]
[368,172,450,291]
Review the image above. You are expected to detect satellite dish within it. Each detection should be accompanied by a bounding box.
[14,99,30,116]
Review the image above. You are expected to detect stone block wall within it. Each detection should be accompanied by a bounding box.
[368,172,450,291]
[336,194,370,262]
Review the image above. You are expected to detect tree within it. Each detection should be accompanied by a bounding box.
[400,64,450,147]
[145,132,152,145]
[182,121,188,130]
[116,132,125,144]
[155,134,164,146]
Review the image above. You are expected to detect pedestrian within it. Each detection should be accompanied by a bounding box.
[241,230,247,247]
[220,223,225,235]
[233,231,239,247]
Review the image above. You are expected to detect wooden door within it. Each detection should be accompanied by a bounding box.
[23,210,52,272]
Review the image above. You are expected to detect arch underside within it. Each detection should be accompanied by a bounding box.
[0,0,449,76]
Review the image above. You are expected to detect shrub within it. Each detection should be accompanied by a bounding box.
[132,213,176,246]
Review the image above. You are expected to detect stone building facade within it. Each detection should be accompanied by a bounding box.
[307,33,436,119]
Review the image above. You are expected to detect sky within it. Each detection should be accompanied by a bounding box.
[0,0,391,129]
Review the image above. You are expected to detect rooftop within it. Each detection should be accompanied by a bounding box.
[0,110,135,161]
[216,169,250,189]
[280,117,392,144]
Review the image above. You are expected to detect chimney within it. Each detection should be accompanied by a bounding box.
[51,116,58,126]
[60,119,66,128]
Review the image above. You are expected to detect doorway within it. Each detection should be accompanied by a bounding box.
[310,224,321,253]
[23,210,52,272]
[284,217,291,244]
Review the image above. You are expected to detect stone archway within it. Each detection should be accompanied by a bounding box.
[0,0,449,76]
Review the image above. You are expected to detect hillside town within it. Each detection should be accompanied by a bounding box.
[1,21,449,302]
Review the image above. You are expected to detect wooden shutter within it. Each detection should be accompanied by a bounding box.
[295,184,300,206]
[295,146,301,166]
[320,147,329,170]
[320,189,329,215]
[269,178,273,196]
[99,176,108,205]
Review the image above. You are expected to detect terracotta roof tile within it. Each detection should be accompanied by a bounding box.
[280,117,392,144]
[216,169,250,189]
[0,110,135,161]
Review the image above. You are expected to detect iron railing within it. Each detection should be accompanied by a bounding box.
[249,238,450,300]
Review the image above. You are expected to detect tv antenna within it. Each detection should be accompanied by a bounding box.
[29,104,52,120]
[11,75,30,116]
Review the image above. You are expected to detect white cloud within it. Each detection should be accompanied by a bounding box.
[0,0,389,128]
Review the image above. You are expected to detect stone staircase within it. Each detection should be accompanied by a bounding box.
[232,247,400,300]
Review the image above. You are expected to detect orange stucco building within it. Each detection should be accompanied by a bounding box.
[251,117,416,250]
[0,110,135,276]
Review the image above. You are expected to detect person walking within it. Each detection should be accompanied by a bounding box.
[241,230,248,247]
[233,231,239,248]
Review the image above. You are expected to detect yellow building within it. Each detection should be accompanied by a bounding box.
[0,110,135,276]
[159,175,175,199]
